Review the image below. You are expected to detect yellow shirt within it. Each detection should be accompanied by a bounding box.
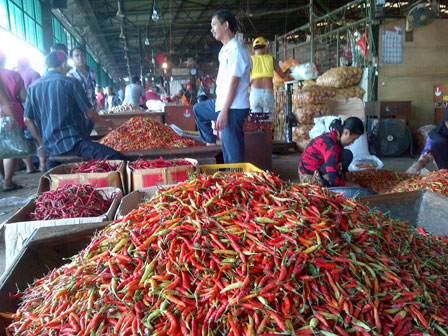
[250,54,274,80]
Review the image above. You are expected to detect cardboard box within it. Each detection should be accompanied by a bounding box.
[433,84,448,103]
[115,186,171,220]
[38,160,126,194]
[325,97,365,120]
[0,222,111,329]
[127,158,197,191]
[0,187,122,272]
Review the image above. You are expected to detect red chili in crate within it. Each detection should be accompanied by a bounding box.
[4,172,448,335]
[391,169,448,197]
[129,157,192,170]
[99,116,202,151]
[70,159,121,173]
[29,184,120,220]
[349,169,411,193]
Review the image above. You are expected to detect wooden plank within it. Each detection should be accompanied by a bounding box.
[378,19,448,131]
[121,146,222,165]
[95,113,165,136]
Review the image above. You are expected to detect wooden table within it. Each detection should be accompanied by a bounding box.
[94,112,165,136]
[121,145,222,165]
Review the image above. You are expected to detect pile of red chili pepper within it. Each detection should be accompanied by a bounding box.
[391,169,448,197]
[5,172,448,335]
[349,169,412,193]
[29,184,119,220]
[70,159,121,173]
[129,157,193,170]
[350,169,448,197]
[99,117,202,151]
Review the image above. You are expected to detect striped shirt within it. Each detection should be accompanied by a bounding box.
[67,66,97,109]
[24,70,93,156]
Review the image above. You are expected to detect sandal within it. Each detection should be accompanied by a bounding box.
[3,183,23,192]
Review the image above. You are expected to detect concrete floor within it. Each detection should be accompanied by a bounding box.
[0,152,427,223]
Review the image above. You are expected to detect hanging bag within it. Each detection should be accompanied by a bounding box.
[0,116,33,159]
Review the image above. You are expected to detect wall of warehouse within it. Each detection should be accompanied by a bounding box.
[378,19,448,131]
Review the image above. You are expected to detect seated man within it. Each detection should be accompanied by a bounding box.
[24,51,123,169]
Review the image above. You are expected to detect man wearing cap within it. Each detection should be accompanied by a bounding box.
[24,51,122,169]
[250,36,290,116]
[193,9,250,163]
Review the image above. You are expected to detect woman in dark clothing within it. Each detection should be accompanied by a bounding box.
[298,117,364,187]
[407,108,448,174]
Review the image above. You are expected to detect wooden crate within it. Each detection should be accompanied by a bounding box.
[94,112,164,136]
[0,222,110,334]
[164,105,196,131]
[120,146,222,165]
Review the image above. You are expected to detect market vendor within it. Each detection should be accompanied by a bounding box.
[24,51,123,169]
[407,108,448,174]
[298,117,364,187]
[193,9,250,163]
[250,36,290,114]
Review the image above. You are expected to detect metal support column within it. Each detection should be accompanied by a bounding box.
[336,31,340,67]
[310,0,315,64]
[138,27,144,87]
[41,0,54,53]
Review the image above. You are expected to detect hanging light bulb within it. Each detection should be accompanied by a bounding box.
[145,37,150,46]
[116,1,125,18]
[124,42,129,52]
[152,1,159,21]
[119,26,125,39]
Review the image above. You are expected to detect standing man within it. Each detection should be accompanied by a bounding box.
[122,76,146,107]
[68,47,97,109]
[193,9,250,163]
[24,52,122,169]
[250,36,290,115]
[105,86,122,111]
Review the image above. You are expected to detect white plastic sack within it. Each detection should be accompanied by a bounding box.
[349,155,384,171]
[346,133,370,158]
[146,100,165,111]
[309,116,341,139]
[290,63,319,81]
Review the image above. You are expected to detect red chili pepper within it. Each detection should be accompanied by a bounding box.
[5,171,448,335]
[29,184,120,220]
[99,117,202,151]
[71,159,120,173]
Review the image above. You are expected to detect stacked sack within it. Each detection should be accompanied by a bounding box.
[317,66,365,99]
[291,85,336,151]
[291,66,364,151]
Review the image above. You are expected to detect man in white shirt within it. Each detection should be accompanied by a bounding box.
[122,76,146,106]
[193,9,250,163]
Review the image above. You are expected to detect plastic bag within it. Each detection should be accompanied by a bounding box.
[292,86,336,105]
[273,58,299,85]
[290,63,318,81]
[292,104,328,124]
[0,117,33,159]
[346,133,370,158]
[309,116,341,139]
[348,155,384,171]
[316,66,363,88]
[334,86,365,99]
